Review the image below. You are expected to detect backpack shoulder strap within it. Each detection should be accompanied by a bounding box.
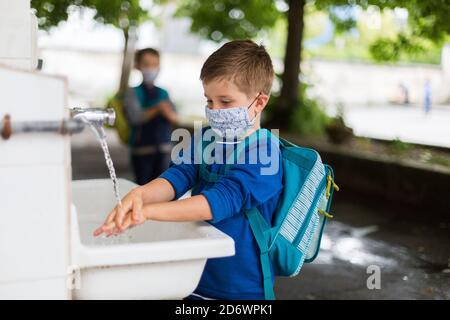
[196,127,223,183]
[245,207,275,300]
[133,84,146,106]
[155,86,169,100]
[223,128,275,173]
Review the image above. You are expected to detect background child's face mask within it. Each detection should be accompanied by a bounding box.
[205,93,260,140]
[142,68,159,84]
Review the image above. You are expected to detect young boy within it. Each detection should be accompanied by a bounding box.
[94,40,283,300]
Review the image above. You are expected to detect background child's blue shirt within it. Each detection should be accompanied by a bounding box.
[159,129,283,299]
[125,83,173,147]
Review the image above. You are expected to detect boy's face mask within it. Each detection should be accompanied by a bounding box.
[142,68,159,84]
[205,93,261,141]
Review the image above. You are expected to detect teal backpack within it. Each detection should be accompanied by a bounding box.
[195,128,339,300]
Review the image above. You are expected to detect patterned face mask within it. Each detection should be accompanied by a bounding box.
[205,93,261,141]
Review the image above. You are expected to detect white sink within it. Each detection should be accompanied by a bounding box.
[70,179,235,300]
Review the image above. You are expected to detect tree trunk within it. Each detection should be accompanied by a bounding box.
[274,0,306,129]
[118,27,137,93]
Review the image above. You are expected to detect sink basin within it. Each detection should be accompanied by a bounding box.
[70,179,235,300]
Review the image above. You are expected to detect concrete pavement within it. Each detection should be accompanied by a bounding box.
[340,104,450,148]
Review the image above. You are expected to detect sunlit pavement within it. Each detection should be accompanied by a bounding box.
[71,136,450,300]
[341,104,450,148]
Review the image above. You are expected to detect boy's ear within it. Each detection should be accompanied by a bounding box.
[255,93,270,113]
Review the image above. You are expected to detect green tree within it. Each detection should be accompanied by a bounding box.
[31,0,150,92]
[368,0,450,62]
[177,0,350,128]
[315,0,450,62]
[177,0,450,130]
[176,0,299,128]
[31,0,78,29]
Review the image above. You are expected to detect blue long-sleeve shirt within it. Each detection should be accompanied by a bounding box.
[159,128,283,299]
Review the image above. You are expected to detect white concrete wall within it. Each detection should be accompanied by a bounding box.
[0,65,71,300]
[0,0,71,299]
[0,0,37,70]
[303,58,448,107]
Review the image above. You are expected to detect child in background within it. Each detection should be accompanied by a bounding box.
[124,48,178,185]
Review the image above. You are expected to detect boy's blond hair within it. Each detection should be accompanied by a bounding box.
[200,40,274,96]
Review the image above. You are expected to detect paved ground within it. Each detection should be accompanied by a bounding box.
[71,131,450,300]
[339,104,450,148]
[274,192,450,300]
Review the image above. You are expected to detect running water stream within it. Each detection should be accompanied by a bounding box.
[79,117,132,244]
[82,118,122,207]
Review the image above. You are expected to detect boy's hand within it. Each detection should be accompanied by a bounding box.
[93,187,147,237]
[94,210,145,237]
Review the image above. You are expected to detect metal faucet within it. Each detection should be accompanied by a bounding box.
[1,108,115,140]
[70,107,116,126]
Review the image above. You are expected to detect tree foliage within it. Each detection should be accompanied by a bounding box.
[315,0,450,61]
[177,0,450,60]
[175,0,281,42]
[31,0,153,92]
[31,0,148,31]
